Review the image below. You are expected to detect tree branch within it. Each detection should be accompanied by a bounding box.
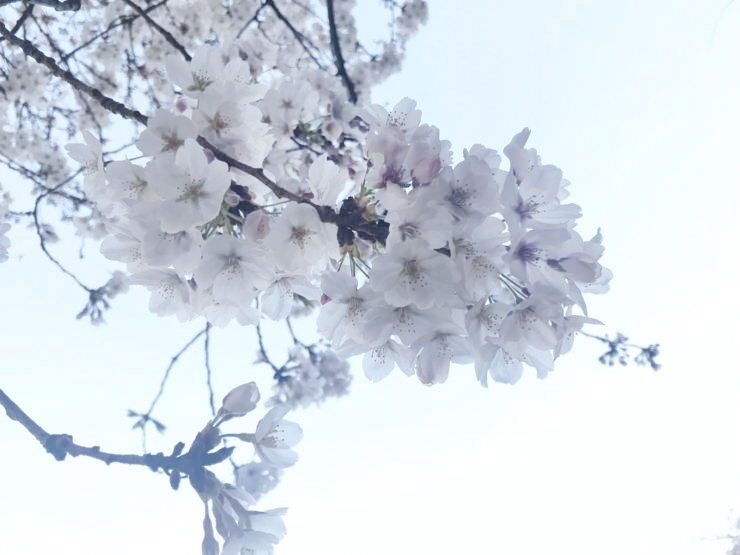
[0,0,80,11]
[326,0,357,103]
[0,386,164,465]
[1,384,232,483]
[3,4,33,39]
[0,20,148,125]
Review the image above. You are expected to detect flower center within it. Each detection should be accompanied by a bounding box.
[402,259,422,282]
[178,180,205,202]
[289,226,312,247]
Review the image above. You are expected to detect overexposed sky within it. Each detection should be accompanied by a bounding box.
[2,1,739,554]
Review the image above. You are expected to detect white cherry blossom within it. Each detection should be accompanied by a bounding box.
[369,239,460,309]
[136,110,197,157]
[266,203,337,273]
[65,130,105,199]
[260,274,319,321]
[165,45,225,97]
[253,405,303,468]
[148,138,232,233]
[129,269,193,321]
[194,235,269,306]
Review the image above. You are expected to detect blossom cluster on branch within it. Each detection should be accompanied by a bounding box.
[68,49,610,387]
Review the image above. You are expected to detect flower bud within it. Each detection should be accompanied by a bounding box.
[218,382,260,419]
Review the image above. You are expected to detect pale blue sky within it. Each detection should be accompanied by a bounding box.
[1,1,739,554]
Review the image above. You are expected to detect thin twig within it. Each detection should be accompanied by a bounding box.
[255,323,281,374]
[139,325,209,451]
[62,0,169,61]
[32,170,93,293]
[236,1,268,39]
[285,317,309,349]
[265,0,325,69]
[123,0,192,61]
[204,323,216,417]
[6,4,33,37]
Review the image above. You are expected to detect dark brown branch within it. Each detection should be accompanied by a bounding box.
[123,0,192,62]
[5,4,33,38]
[0,20,148,125]
[326,0,357,103]
[196,137,310,204]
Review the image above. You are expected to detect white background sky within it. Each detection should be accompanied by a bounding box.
[1,1,739,554]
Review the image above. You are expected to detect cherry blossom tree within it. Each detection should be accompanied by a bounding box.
[0,1,660,553]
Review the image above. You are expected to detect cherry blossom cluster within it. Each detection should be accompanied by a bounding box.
[319,100,611,385]
[65,38,610,391]
[267,343,352,409]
